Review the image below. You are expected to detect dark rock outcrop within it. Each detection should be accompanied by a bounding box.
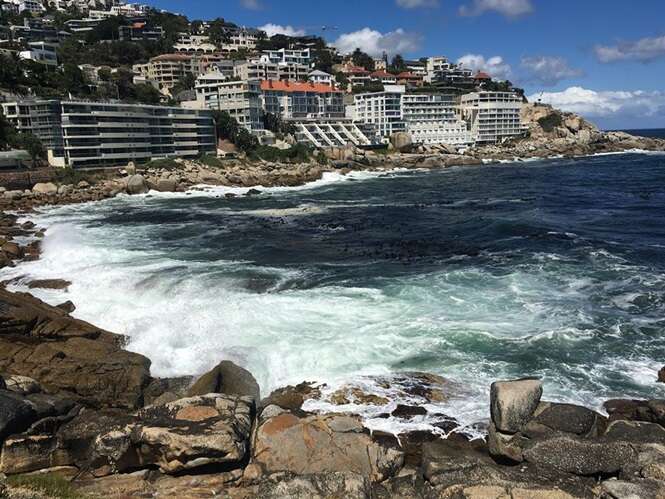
[188,360,260,401]
[0,288,151,409]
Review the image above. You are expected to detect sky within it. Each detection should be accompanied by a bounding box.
[147,0,665,129]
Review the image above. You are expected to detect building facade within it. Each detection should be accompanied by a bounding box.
[196,80,263,132]
[459,91,526,144]
[353,85,407,139]
[233,57,309,82]
[401,93,473,146]
[2,100,215,168]
[260,80,344,120]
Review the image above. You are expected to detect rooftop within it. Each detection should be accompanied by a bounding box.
[261,80,340,94]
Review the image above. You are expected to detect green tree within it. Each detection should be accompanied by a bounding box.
[14,133,44,167]
[389,54,407,73]
[208,18,233,46]
[132,83,162,105]
[171,72,195,96]
[352,48,375,71]
[0,111,17,151]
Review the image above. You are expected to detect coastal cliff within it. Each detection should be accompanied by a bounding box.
[0,288,664,498]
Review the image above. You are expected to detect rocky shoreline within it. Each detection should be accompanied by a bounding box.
[1,107,665,498]
[0,288,665,498]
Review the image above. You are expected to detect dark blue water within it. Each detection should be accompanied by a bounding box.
[621,128,665,139]
[6,152,665,430]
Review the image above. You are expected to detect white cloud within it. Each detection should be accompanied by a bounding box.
[457,54,512,80]
[259,24,306,38]
[530,86,665,119]
[239,0,262,10]
[396,0,438,8]
[594,35,665,63]
[521,56,583,86]
[459,0,533,17]
[333,28,422,57]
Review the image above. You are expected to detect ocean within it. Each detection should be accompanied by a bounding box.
[4,151,665,436]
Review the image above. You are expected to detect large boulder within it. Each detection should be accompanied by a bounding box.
[32,183,58,195]
[126,175,148,195]
[490,378,543,433]
[0,289,151,409]
[155,178,177,193]
[188,360,260,401]
[252,412,404,482]
[0,391,37,441]
[522,436,637,475]
[604,399,665,426]
[389,132,414,153]
[92,394,254,475]
[2,375,41,396]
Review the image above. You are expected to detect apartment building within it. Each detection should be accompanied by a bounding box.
[401,93,473,146]
[133,53,224,94]
[174,34,216,54]
[1,100,215,168]
[425,56,474,87]
[118,23,164,42]
[308,70,333,86]
[196,79,263,131]
[8,0,46,15]
[9,18,69,43]
[233,57,308,82]
[18,41,58,66]
[263,48,312,68]
[220,28,260,54]
[459,91,526,144]
[260,80,344,120]
[353,85,407,139]
[370,71,397,85]
[396,72,424,89]
[291,118,379,148]
[1,100,64,156]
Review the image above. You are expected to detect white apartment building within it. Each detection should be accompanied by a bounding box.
[425,56,473,87]
[133,54,224,94]
[196,79,263,131]
[291,118,379,148]
[234,57,308,82]
[401,93,473,147]
[459,91,526,144]
[19,41,58,66]
[260,80,344,120]
[264,48,312,68]
[1,100,216,168]
[353,85,407,140]
[308,70,333,86]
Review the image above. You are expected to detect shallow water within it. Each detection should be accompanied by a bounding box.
[5,153,665,435]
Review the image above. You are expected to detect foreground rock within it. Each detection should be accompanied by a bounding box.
[188,360,260,401]
[0,288,151,409]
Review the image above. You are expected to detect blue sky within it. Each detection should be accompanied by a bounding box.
[147,0,665,129]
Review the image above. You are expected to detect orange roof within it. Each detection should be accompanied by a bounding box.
[474,71,491,80]
[260,80,341,94]
[370,70,395,78]
[344,66,370,74]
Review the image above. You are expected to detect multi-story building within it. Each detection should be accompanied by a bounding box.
[341,65,371,88]
[352,85,406,139]
[263,48,312,68]
[118,23,164,42]
[9,18,70,43]
[458,91,526,144]
[9,0,46,15]
[260,80,344,120]
[290,118,379,148]
[233,57,308,82]
[220,28,260,54]
[18,41,58,66]
[396,72,424,89]
[370,70,397,85]
[405,59,427,77]
[425,56,474,87]
[133,53,225,94]
[2,99,215,168]
[308,70,333,86]
[1,100,64,156]
[174,34,216,54]
[402,94,473,146]
[195,79,263,132]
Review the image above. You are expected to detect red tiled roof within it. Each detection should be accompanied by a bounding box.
[260,80,341,94]
[344,65,370,75]
[474,71,491,80]
[370,70,396,78]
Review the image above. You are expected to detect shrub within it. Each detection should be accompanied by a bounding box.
[54,167,95,185]
[248,143,312,163]
[7,474,87,499]
[144,158,179,170]
[538,113,563,133]
[198,154,224,168]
